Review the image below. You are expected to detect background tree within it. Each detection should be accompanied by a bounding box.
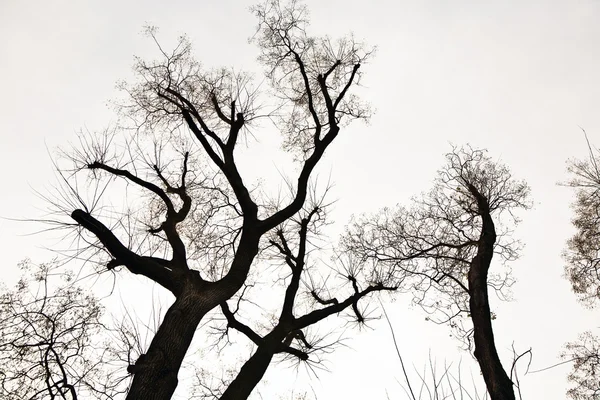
[562,134,600,398]
[46,0,376,399]
[564,135,600,306]
[562,332,600,400]
[0,259,128,400]
[343,146,531,400]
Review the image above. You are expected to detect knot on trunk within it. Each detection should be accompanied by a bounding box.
[127,354,147,374]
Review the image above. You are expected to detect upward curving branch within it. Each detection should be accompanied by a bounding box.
[86,157,192,267]
[87,161,175,212]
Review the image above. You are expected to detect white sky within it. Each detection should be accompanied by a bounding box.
[1,0,600,398]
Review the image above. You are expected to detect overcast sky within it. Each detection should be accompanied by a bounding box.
[1,0,600,398]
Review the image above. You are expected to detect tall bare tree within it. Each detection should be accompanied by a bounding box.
[45,1,379,399]
[343,146,531,400]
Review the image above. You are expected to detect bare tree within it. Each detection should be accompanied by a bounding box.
[561,332,600,400]
[43,1,376,399]
[343,146,531,400]
[0,259,129,399]
[561,133,600,398]
[564,134,600,307]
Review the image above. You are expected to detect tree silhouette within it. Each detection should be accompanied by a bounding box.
[0,260,129,399]
[562,133,600,398]
[40,1,391,398]
[343,146,531,400]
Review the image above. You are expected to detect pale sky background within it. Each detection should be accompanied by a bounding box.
[1,0,600,399]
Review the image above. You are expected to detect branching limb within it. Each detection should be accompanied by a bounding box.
[294,282,397,330]
[87,161,175,213]
[70,210,177,294]
[219,302,307,360]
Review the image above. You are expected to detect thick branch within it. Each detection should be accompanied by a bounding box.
[220,302,262,346]
[181,109,225,170]
[294,283,396,330]
[88,161,174,213]
[220,302,305,360]
[225,103,245,152]
[89,159,190,266]
[71,210,177,294]
[151,154,192,266]
[333,63,361,110]
[259,129,338,231]
[276,209,319,321]
[310,290,338,306]
[211,95,232,125]
[162,87,226,152]
[178,108,257,217]
[290,49,321,133]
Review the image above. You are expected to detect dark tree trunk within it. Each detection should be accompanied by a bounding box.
[126,281,212,400]
[125,232,261,400]
[468,207,515,400]
[219,332,284,400]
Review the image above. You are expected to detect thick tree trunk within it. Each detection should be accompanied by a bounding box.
[126,281,212,400]
[468,211,515,400]
[125,231,261,400]
[219,334,282,400]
